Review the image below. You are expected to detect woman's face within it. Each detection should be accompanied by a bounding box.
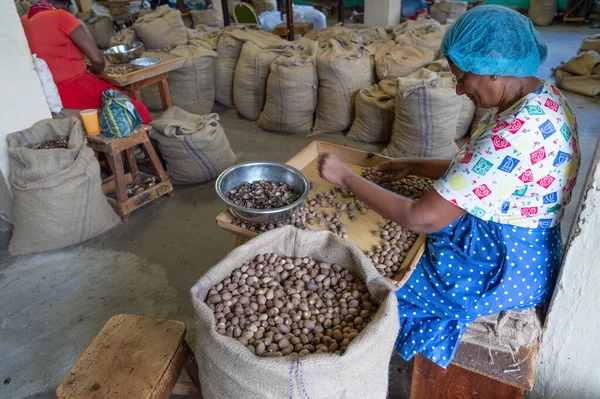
[448,62,503,109]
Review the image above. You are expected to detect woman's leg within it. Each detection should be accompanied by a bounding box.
[57,72,152,124]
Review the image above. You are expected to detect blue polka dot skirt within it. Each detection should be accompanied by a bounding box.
[395,214,562,368]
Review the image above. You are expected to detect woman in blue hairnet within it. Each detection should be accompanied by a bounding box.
[318,5,580,367]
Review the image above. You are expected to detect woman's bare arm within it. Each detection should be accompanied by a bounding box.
[70,26,105,75]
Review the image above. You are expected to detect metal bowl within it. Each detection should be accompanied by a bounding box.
[130,57,161,70]
[103,43,143,64]
[216,162,310,224]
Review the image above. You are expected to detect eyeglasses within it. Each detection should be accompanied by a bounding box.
[452,72,466,85]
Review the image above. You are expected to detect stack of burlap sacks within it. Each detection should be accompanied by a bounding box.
[554,34,600,98]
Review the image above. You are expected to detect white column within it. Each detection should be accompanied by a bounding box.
[530,138,600,399]
[364,0,402,28]
[0,2,52,221]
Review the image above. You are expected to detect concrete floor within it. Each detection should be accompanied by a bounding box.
[0,24,598,399]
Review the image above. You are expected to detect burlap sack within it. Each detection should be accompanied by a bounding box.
[558,50,600,76]
[470,108,492,135]
[383,69,461,159]
[187,27,220,48]
[375,41,434,81]
[7,118,120,255]
[190,226,399,399]
[109,27,140,47]
[257,41,319,134]
[395,25,449,58]
[454,94,475,140]
[355,27,388,45]
[149,107,236,185]
[426,57,450,72]
[392,18,440,36]
[252,0,277,14]
[313,40,374,134]
[142,40,217,114]
[215,27,248,107]
[133,5,187,49]
[529,0,556,26]
[87,15,114,49]
[109,3,131,26]
[463,308,541,354]
[430,0,467,24]
[233,41,295,121]
[190,9,223,28]
[304,24,362,46]
[347,81,396,143]
[554,51,600,97]
[580,34,600,53]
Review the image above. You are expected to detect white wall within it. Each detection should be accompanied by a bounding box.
[0,1,52,221]
[530,139,600,399]
[365,0,401,28]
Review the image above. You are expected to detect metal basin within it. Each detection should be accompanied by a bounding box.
[130,57,161,70]
[216,162,310,224]
[103,43,143,64]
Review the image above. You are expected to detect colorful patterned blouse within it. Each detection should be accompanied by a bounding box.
[434,81,580,229]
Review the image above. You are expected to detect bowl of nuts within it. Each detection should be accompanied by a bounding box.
[216,162,310,224]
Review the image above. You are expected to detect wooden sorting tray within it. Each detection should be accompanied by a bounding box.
[97,52,187,87]
[216,140,427,290]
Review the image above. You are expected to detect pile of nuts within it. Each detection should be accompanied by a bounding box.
[126,176,156,197]
[367,221,418,277]
[362,168,433,201]
[33,137,68,150]
[228,180,300,209]
[207,254,378,357]
[104,63,134,76]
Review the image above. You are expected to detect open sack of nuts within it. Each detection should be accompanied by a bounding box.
[190,226,399,399]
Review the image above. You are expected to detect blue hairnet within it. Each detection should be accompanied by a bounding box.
[441,5,547,77]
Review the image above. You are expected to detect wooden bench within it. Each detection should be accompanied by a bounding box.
[56,314,202,399]
[410,341,539,398]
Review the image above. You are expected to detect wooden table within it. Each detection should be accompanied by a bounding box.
[216,141,426,290]
[97,52,187,111]
[56,314,202,399]
[274,22,314,38]
[87,125,173,220]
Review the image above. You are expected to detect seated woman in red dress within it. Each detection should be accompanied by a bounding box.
[21,0,152,124]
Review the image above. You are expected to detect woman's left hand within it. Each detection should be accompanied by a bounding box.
[318,153,352,189]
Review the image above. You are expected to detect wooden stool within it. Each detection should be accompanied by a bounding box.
[56,314,202,399]
[123,72,172,110]
[274,22,314,38]
[86,126,173,220]
[409,341,539,399]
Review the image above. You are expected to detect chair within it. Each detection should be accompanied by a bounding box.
[234,2,261,29]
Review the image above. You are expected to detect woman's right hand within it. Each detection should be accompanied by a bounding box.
[375,159,416,181]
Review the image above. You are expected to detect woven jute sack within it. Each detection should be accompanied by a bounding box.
[375,41,434,81]
[142,40,217,115]
[233,41,294,121]
[7,118,120,255]
[304,24,362,46]
[149,107,236,185]
[355,27,388,45]
[190,9,223,28]
[425,57,450,73]
[87,15,114,49]
[383,69,461,159]
[392,18,439,36]
[133,5,187,49]
[454,95,475,140]
[190,226,399,399]
[313,40,374,134]
[257,40,319,135]
[529,0,556,26]
[252,0,277,14]
[109,27,140,47]
[347,80,396,143]
[554,51,600,97]
[580,34,600,53]
[394,25,449,58]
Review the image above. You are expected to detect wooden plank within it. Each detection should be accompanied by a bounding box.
[410,354,526,399]
[215,140,427,288]
[56,314,186,399]
[97,52,187,87]
[86,125,151,146]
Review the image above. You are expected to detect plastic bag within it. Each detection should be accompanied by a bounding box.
[32,55,63,113]
[258,10,282,32]
[100,89,142,138]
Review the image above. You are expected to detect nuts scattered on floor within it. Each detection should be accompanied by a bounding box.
[228,180,300,209]
[126,176,156,197]
[33,137,68,150]
[207,254,378,357]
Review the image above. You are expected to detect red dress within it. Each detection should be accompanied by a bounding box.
[22,10,151,124]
